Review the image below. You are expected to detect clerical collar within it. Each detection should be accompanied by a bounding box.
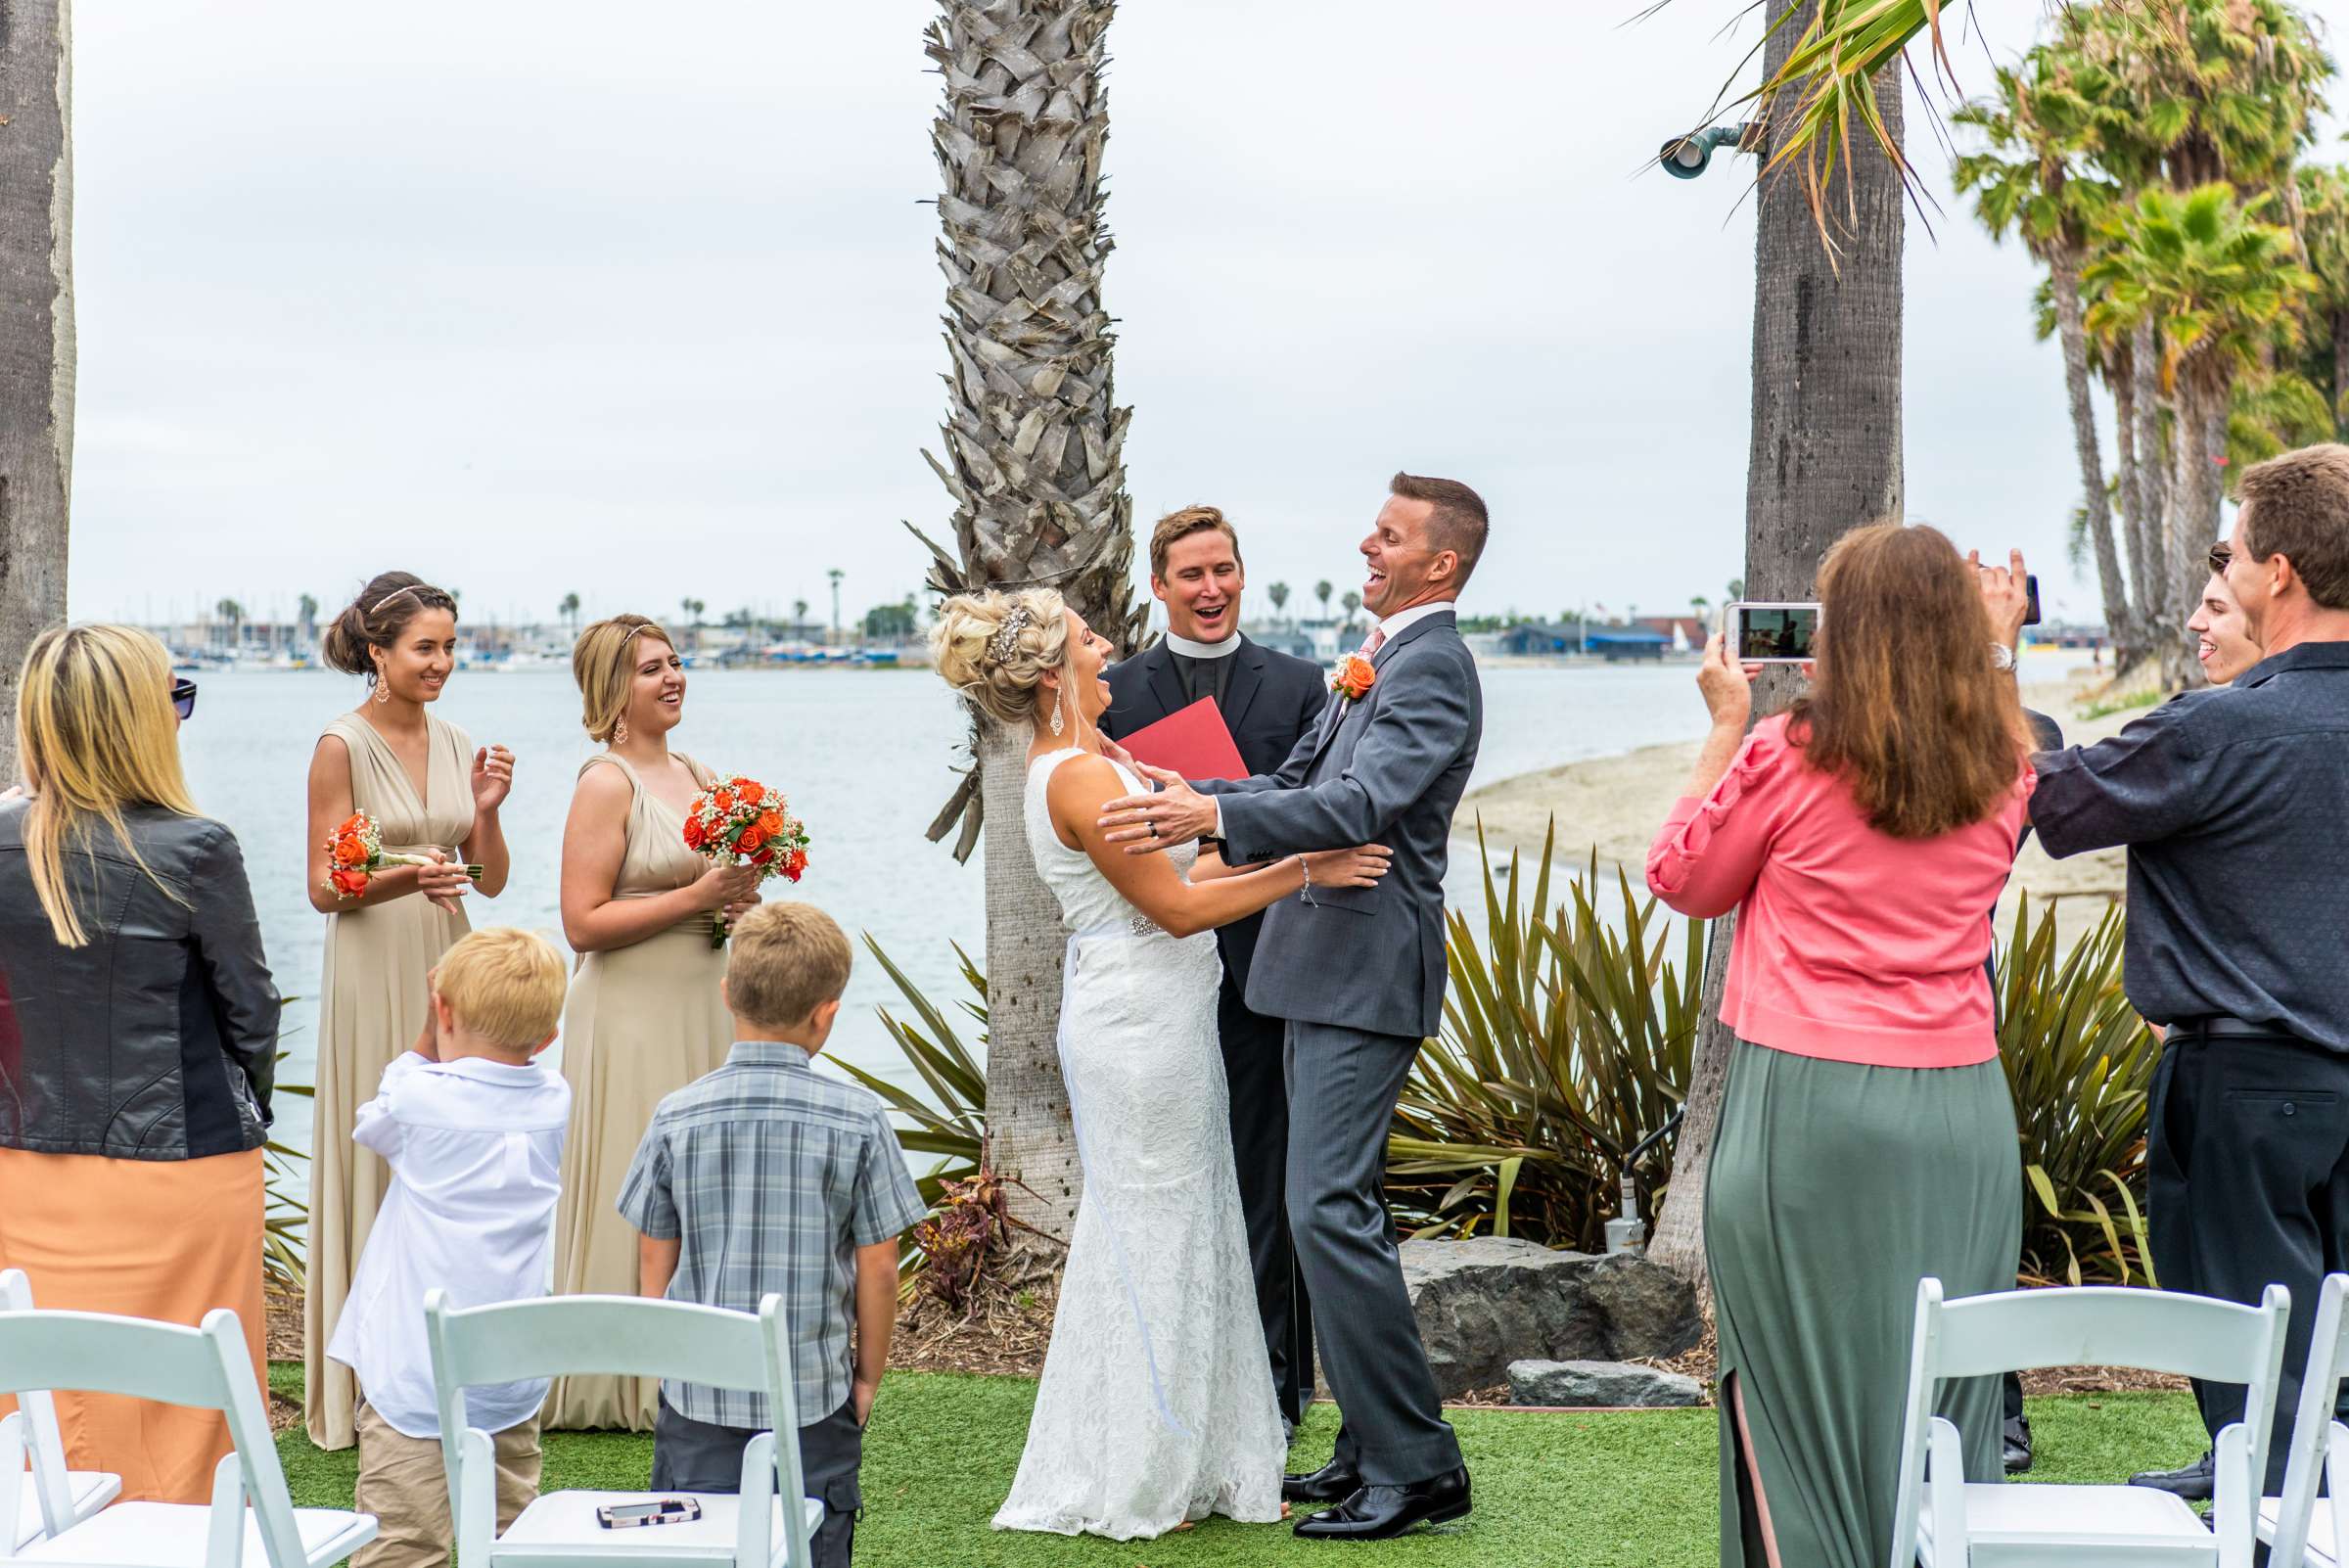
[1164,630,1240,660]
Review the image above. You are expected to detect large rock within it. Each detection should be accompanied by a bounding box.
[1398,1238,1702,1399]
[1508,1358,1704,1408]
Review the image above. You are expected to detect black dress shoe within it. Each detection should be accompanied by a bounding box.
[1282,1458,1361,1505]
[1294,1467,1471,1541]
[2003,1415,2034,1475]
[2128,1452,2214,1501]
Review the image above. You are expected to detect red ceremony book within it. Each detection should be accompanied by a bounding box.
[1120,696,1248,781]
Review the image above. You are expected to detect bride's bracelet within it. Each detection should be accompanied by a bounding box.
[1298,854,1312,891]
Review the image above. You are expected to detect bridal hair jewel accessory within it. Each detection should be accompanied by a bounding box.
[370,584,424,615]
[988,607,1036,666]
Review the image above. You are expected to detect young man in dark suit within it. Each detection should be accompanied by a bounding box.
[1100,504,1330,1438]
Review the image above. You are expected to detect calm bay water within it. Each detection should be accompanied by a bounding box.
[181,660,1727,1170]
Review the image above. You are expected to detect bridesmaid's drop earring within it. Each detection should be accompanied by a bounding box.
[1049,687,1065,737]
[372,669,390,705]
[614,716,629,745]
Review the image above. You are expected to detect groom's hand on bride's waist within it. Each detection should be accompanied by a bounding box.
[1100,763,1221,853]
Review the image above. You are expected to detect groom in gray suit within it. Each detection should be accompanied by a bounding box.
[1101,472,1486,1541]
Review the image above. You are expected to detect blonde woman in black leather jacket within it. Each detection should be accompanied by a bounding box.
[0,623,279,1504]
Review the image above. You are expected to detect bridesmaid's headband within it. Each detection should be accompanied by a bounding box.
[369,584,444,616]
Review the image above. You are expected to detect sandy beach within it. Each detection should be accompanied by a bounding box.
[1455,659,2143,951]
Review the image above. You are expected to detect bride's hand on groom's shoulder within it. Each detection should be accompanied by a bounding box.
[1098,762,1218,853]
[1302,843,1393,889]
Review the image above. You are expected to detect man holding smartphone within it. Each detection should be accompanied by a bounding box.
[2017,443,2349,1498]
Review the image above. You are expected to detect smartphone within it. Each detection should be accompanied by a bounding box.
[2022,574,2042,627]
[595,1499,703,1530]
[1724,601,1821,664]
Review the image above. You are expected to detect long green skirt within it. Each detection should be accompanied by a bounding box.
[1705,1039,2022,1568]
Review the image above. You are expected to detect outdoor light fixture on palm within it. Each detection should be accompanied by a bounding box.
[1659,123,1762,179]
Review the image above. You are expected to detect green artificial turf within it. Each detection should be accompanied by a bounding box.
[268,1364,2211,1568]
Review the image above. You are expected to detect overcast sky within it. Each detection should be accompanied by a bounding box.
[63,1,2349,632]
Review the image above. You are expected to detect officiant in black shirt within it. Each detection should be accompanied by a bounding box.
[1103,504,1330,1431]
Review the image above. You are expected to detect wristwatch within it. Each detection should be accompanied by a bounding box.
[1989,643,2017,672]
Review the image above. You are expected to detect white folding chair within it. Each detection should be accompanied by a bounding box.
[0,1273,120,1547]
[425,1292,820,1568]
[1888,1277,2290,1568]
[0,1303,375,1568]
[2261,1273,2349,1565]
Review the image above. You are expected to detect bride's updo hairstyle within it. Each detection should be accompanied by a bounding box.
[932,588,1069,727]
[573,613,676,743]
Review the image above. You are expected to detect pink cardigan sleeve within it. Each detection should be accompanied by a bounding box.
[1644,722,1789,919]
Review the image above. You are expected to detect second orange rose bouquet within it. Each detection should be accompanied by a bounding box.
[321,809,482,901]
[682,775,810,946]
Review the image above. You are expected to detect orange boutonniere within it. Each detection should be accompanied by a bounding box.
[1332,654,1377,703]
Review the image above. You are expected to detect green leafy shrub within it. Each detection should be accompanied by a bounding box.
[1995,898,2160,1285]
[838,937,987,1214]
[1386,827,1704,1249]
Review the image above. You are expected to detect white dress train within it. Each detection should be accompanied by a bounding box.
[990,748,1288,1540]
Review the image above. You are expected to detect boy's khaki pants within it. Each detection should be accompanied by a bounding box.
[353,1400,540,1568]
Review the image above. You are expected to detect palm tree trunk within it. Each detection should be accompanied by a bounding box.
[2159,368,2230,686]
[2113,342,2149,665]
[2132,320,2171,637]
[1646,23,1906,1291]
[2050,242,2129,654]
[0,0,73,788]
[919,0,1144,1243]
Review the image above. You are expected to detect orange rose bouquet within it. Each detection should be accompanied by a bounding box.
[320,809,482,902]
[682,775,810,946]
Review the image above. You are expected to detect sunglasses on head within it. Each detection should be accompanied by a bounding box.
[2209,543,2234,575]
[171,677,198,721]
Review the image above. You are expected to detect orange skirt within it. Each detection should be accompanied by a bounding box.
[0,1145,267,1504]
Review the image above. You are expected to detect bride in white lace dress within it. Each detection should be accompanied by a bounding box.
[932,589,1393,1542]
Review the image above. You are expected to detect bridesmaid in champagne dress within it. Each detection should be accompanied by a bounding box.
[544,614,758,1431]
[301,573,514,1449]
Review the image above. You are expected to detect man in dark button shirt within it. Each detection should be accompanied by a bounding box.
[1101,504,1329,1437]
[2027,442,2349,1499]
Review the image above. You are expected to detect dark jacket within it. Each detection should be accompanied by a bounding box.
[0,800,279,1159]
[1101,633,1329,992]
[2032,640,2349,1047]
[1199,611,1481,1039]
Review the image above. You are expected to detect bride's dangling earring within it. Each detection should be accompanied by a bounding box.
[1049,685,1066,738]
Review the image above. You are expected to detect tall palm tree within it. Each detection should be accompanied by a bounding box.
[0,0,72,787]
[1648,3,1909,1290]
[1956,50,2139,663]
[560,591,581,635]
[215,598,246,653]
[1313,579,1333,621]
[792,597,810,632]
[1267,580,1291,627]
[910,0,1144,1241]
[298,593,320,647]
[1340,588,1361,630]
[826,568,844,642]
[2088,183,2314,677]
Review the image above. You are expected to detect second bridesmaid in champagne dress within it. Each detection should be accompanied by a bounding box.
[301,574,514,1449]
[545,614,752,1430]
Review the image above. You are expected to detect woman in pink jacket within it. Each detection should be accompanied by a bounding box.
[1646,524,2034,1568]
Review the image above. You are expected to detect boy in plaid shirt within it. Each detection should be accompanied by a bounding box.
[619,902,924,1568]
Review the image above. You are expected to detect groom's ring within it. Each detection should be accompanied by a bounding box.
[1148,818,1160,838]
